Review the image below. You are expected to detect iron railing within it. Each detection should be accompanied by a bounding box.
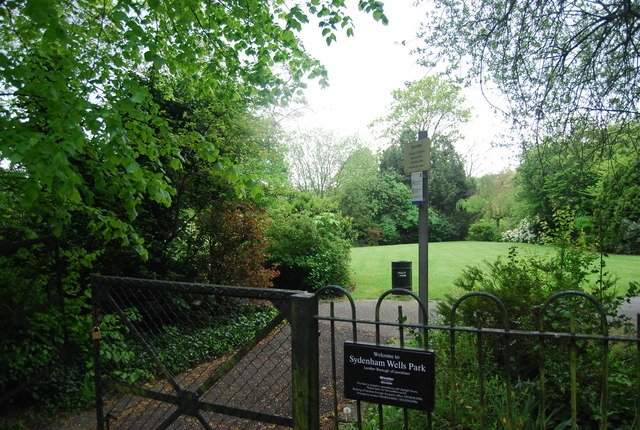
[316,286,640,430]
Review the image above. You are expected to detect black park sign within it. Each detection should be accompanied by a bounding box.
[344,342,435,411]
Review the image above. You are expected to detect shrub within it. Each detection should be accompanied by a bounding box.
[195,202,278,288]
[466,219,500,241]
[436,210,637,427]
[427,208,457,242]
[501,216,542,244]
[619,218,640,254]
[267,211,352,291]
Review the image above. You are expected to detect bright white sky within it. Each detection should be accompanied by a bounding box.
[283,2,519,177]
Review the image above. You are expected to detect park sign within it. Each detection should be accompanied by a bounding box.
[344,342,435,411]
[403,136,431,174]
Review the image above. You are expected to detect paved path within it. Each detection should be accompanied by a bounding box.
[319,298,441,338]
[321,296,640,334]
[619,296,640,323]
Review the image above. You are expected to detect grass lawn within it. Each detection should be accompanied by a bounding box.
[350,241,640,300]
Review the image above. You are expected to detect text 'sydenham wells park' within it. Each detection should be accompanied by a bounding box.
[344,342,435,411]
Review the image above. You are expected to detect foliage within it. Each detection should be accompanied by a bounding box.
[596,154,640,254]
[371,76,471,143]
[336,169,419,246]
[285,128,361,196]
[353,137,475,245]
[0,0,387,416]
[427,138,476,240]
[361,76,475,245]
[426,207,456,242]
[421,0,640,138]
[267,201,352,291]
[0,237,93,412]
[501,216,543,244]
[515,126,640,254]
[332,147,379,191]
[1,0,310,250]
[516,132,601,232]
[467,219,500,242]
[434,211,638,427]
[193,202,278,288]
[460,169,517,229]
[101,303,278,384]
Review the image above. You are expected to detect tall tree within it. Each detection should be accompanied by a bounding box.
[285,128,361,196]
[421,0,640,140]
[371,76,471,142]
[460,169,517,227]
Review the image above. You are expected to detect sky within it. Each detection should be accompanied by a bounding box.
[282,2,519,177]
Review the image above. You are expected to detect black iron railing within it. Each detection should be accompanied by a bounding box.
[316,286,640,430]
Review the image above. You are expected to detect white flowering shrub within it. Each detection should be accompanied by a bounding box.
[501,216,542,244]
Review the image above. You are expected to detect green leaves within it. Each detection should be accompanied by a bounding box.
[0,0,388,263]
[371,76,471,143]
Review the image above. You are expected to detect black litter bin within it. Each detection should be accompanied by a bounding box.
[391,261,412,290]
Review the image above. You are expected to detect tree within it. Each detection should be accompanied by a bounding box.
[0,0,387,254]
[516,132,602,228]
[595,144,640,254]
[0,0,389,411]
[421,0,640,140]
[333,146,379,190]
[371,76,471,142]
[461,169,517,228]
[375,134,475,241]
[285,128,361,196]
[514,124,640,253]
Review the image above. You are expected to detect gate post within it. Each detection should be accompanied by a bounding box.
[290,292,319,430]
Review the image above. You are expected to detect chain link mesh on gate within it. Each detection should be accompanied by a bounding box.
[93,277,296,429]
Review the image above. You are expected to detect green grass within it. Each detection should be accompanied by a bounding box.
[350,241,640,300]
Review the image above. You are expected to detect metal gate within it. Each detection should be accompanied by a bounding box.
[92,276,318,429]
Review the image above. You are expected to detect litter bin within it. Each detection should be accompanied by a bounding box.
[391,261,412,290]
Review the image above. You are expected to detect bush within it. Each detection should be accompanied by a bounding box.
[619,218,640,254]
[436,211,637,428]
[501,216,542,244]
[194,202,278,287]
[466,219,500,241]
[427,208,457,242]
[267,211,352,291]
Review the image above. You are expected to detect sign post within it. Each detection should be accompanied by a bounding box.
[403,132,430,325]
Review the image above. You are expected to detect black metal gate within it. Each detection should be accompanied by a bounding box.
[92,276,318,429]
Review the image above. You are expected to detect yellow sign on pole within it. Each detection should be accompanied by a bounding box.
[403,137,431,174]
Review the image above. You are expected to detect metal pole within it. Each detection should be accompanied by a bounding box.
[418,130,429,326]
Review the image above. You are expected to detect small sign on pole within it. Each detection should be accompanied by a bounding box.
[411,172,423,205]
[344,342,435,411]
[403,137,430,174]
